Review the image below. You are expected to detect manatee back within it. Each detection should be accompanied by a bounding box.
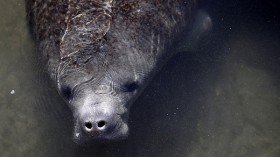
[26,0,68,41]
[26,0,196,80]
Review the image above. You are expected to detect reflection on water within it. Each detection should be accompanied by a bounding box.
[0,0,279,157]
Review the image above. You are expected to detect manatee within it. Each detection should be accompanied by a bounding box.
[25,0,211,143]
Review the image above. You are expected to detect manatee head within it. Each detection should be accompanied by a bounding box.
[56,40,154,144]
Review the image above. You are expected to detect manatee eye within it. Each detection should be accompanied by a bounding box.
[61,85,72,100]
[122,81,139,93]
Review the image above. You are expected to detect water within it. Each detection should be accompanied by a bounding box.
[0,0,280,157]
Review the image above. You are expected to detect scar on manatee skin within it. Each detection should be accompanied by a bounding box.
[59,2,113,60]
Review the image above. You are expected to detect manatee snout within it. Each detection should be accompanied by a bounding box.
[72,93,129,143]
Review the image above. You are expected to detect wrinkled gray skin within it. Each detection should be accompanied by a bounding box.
[26,0,211,144]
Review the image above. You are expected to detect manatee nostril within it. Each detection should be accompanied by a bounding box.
[97,120,106,128]
[85,122,93,130]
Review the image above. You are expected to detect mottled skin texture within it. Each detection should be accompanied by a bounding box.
[26,0,195,143]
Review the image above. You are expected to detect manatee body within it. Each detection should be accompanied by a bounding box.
[26,0,210,143]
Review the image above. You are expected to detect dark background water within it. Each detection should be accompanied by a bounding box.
[0,0,279,156]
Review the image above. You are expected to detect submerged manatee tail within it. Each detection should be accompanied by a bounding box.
[176,10,212,53]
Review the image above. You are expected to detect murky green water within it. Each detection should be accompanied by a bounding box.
[0,1,39,156]
[0,0,280,157]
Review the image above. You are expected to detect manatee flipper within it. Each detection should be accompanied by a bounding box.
[175,10,212,53]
